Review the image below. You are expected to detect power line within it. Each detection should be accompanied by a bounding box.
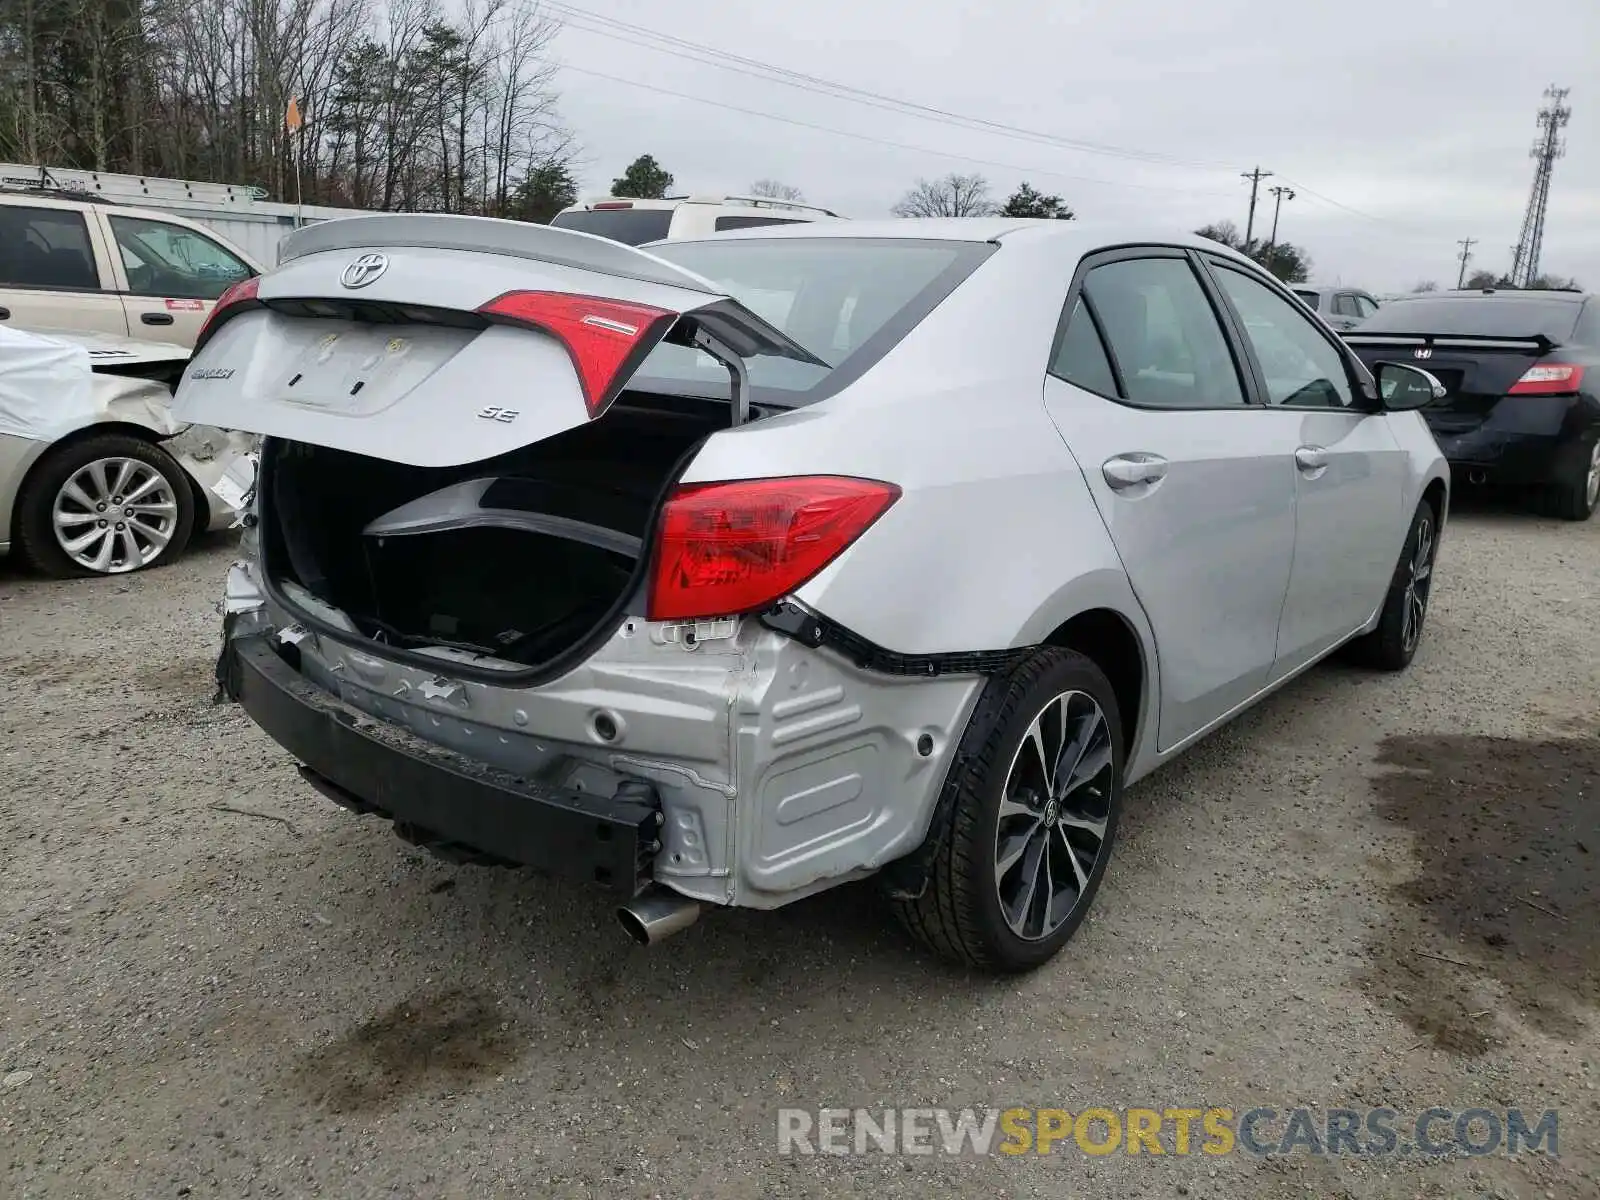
[548,2,1237,174]
[560,64,1243,199]
[551,2,1432,237]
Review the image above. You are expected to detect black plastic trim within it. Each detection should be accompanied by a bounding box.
[218,631,663,892]
[759,600,1026,678]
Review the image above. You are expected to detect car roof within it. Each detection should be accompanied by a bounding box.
[1388,289,1592,303]
[660,217,1250,257]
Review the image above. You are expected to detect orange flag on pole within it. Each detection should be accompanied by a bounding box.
[285,97,303,131]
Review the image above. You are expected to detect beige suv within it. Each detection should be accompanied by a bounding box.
[0,191,262,347]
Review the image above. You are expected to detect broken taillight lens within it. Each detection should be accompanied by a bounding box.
[1508,363,1586,396]
[477,291,676,417]
[192,275,262,352]
[647,476,901,622]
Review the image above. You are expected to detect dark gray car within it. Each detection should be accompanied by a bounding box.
[1294,285,1381,331]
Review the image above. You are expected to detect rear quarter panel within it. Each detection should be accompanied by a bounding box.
[681,226,1152,657]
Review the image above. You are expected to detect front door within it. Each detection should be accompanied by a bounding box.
[1203,258,1406,674]
[1042,249,1298,751]
[100,212,254,347]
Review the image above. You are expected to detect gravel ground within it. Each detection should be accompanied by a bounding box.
[2,500,1597,1200]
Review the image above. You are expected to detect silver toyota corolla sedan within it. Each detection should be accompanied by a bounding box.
[175,215,1450,973]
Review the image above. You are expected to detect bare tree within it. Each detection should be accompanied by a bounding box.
[0,0,575,216]
[892,173,997,218]
[748,178,803,201]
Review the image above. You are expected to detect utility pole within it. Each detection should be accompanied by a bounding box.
[1266,185,1296,248]
[1241,166,1273,246]
[1455,237,1477,289]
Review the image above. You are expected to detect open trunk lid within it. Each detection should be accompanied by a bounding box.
[170,214,822,467]
[1344,331,1556,434]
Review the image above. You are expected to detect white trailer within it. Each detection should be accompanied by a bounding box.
[0,163,374,265]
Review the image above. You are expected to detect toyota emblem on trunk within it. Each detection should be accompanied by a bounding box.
[340,252,389,289]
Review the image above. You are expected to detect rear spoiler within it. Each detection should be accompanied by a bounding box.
[1341,331,1557,353]
[276,212,725,296]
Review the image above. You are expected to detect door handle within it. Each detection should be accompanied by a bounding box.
[1295,446,1328,472]
[1102,453,1168,490]
[140,312,175,326]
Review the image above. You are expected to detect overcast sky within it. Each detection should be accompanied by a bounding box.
[546,0,1599,293]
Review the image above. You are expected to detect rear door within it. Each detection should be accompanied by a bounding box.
[0,201,130,336]
[100,212,256,347]
[1042,247,1298,751]
[1203,256,1405,671]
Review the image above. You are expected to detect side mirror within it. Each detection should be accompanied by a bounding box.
[1374,361,1446,411]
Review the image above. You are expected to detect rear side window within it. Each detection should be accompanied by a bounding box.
[1081,256,1246,409]
[1333,293,1361,318]
[548,208,674,245]
[1358,296,1583,341]
[713,215,807,232]
[1051,298,1119,396]
[0,206,99,289]
[640,237,994,405]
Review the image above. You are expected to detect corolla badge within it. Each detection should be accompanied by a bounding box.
[340,252,389,289]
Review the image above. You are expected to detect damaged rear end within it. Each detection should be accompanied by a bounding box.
[184,215,978,933]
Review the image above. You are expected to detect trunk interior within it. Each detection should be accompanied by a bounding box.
[260,393,728,669]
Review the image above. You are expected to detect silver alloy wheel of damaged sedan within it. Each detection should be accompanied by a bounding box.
[995,689,1115,941]
[52,456,181,573]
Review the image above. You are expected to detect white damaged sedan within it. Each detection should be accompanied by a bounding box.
[0,325,254,576]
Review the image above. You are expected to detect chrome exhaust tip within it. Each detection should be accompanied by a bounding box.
[617,886,703,945]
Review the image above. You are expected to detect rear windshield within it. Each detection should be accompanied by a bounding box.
[1357,295,1584,341]
[638,237,994,405]
[548,208,673,246]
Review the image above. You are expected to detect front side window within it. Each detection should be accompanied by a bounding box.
[1080,256,1246,408]
[0,206,99,289]
[1355,294,1381,318]
[1212,265,1354,409]
[109,215,252,300]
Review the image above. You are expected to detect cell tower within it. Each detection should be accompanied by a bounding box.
[1509,86,1571,288]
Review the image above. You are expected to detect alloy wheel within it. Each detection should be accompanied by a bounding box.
[1586,439,1599,510]
[993,689,1115,941]
[51,457,179,574]
[1401,514,1434,654]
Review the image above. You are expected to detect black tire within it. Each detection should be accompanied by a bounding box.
[1345,499,1437,672]
[14,433,196,579]
[890,647,1124,973]
[1543,434,1598,522]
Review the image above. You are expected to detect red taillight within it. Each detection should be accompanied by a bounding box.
[193,275,261,350]
[592,201,633,209]
[1508,363,1586,395]
[647,476,901,622]
[477,291,675,417]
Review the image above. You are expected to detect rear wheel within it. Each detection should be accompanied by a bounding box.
[1544,435,1599,522]
[14,434,195,578]
[1346,499,1436,671]
[891,648,1123,973]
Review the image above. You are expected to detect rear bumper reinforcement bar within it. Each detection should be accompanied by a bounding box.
[217,632,662,893]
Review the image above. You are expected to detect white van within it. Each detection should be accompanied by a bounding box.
[550,194,843,245]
